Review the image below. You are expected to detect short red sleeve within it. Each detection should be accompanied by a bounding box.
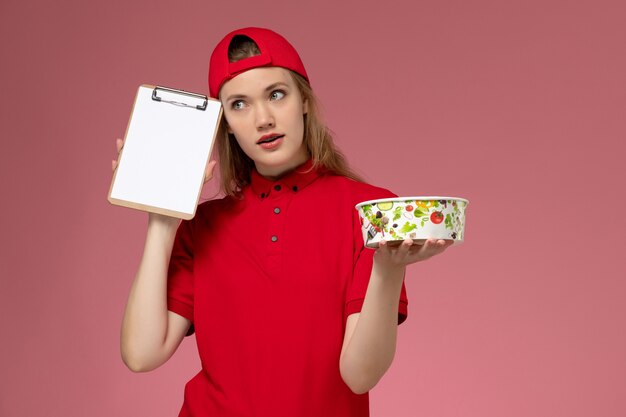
[167,219,195,326]
[345,196,409,324]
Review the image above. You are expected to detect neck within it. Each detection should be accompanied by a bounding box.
[255,150,310,180]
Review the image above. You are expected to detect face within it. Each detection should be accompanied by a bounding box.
[219,67,309,179]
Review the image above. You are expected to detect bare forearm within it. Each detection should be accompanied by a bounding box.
[340,263,405,393]
[340,238,453,393]
[120,215,183,371]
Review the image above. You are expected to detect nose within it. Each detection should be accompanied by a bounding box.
[254,102,275,130]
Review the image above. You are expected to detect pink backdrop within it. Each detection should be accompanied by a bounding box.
[1,0,625,416]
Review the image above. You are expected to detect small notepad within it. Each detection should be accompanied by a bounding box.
[108,85,222,219]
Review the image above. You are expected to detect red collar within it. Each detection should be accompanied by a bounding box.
[250,159,323,199]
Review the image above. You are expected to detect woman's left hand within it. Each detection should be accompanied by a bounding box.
[374,238,454,270]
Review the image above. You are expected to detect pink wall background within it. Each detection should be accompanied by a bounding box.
[1,0,625,416]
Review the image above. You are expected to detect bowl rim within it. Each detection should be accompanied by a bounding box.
[355,196,469,209]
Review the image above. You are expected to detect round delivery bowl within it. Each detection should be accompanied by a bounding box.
[355,197,469,249]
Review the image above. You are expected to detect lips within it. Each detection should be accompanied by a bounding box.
[257,133,285,145]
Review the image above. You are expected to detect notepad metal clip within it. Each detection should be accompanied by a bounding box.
[152,86,208,111]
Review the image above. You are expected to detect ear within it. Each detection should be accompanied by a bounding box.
[303,98,309,115]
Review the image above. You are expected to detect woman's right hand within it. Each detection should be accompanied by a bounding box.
[112,137,218,225]
[111,138,124,172]
[203,159,218,184]
[112,137,218,184]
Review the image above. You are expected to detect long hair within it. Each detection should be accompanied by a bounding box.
[217,36,364,196]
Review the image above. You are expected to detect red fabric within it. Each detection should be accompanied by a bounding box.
[208,27,309,98]
[167,161,408,417]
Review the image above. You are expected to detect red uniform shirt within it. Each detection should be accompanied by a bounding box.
[167,161,408,417]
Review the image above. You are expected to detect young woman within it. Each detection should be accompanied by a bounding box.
[115,27,452,417]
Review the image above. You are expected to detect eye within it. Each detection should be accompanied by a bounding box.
[231,100,245,110]
[270,90,286,101]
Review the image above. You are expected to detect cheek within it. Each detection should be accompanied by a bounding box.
[222,117,247,147]
[287,106,306,135]
[221,112,234,134]
[294,113,306,139]
[224,114,249,137]
[230,130,250,148]
[230,134,255,159]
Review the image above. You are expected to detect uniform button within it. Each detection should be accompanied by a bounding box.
[274,185,281,191]
[271,235,278,242]
[260,192,265,199]
[292,186,298,192]
[274,207,281,214]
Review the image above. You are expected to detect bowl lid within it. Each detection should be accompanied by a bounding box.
[355,196,469,209]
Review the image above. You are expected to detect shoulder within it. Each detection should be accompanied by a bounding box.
[316,174,397,205]
[197,194,239,211]
[186,194,243,228]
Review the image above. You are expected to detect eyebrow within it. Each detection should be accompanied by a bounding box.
[224,82,290,102]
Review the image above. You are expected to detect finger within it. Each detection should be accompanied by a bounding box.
[375,239,391,253]
[424,239,450,256]
[116,138,124,153]
[410,239,440,256]
[426,239,444,251]
[398,238,413,255]
[426,239,446,249]
[204,160,218,183]
[408,242,426,254]
[431,239,453,251]
[415,239,433,252]
[439,240,453,250]
[112,160,116,171]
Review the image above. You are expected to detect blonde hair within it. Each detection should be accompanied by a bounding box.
[216,37,363,196]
